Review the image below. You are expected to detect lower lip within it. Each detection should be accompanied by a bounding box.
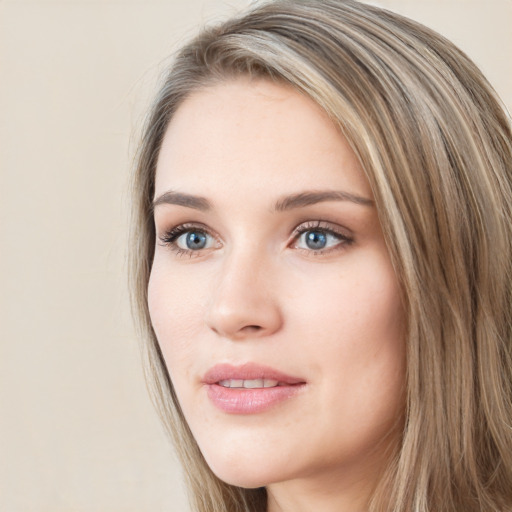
[206,384,304,414]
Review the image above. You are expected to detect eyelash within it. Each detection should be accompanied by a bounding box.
[292,221,353,255]
[158,223,217,258]
[158,221,353,258]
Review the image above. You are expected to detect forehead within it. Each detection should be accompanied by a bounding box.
[154,78,372,201]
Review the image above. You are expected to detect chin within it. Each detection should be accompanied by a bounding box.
[202,449,287,489]
[208,462,273,489]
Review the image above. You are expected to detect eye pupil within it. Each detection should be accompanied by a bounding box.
[305,231,327,250]
[186,232,207,250]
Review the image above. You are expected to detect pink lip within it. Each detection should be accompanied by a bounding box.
[203,363,306,414]
[203,363,304,385]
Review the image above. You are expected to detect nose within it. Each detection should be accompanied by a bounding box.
[205,248,283,340]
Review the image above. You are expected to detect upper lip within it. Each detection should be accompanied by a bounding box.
[203,363,305,385]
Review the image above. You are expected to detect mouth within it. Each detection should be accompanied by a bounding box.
[217,378,284,389]
[203,362,305,385]
[203,363,306,414]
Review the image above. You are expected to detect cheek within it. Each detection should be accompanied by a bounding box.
[290,254,405,414]
[291,253,403,346]
[147,262,206,370]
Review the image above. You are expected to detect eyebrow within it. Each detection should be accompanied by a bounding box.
[274,190,374,211]
[152,191,212,211]
[152,189,374,212]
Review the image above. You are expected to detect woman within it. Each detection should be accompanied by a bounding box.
[130,1,512,511]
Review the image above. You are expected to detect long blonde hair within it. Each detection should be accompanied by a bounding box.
[130,1,512,510]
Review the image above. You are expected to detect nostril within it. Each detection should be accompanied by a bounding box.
[243,325,262,333]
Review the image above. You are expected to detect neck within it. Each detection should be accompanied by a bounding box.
[265,435,399,512]
[266,467,375,512]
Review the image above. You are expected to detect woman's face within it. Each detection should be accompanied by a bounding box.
[149,79,405,498]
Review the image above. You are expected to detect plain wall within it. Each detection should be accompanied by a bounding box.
[1,1,510,511]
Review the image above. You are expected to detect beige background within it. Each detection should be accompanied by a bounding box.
[1,1,510,511]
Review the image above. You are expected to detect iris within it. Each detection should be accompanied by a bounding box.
[186,231,208,250]
[305,231,327,250]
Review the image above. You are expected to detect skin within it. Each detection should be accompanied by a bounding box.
[148,78,406,512]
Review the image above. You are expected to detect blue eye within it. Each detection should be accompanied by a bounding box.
[175,230,212,251]
[294,224,352,253]
[159,224,218,256]
[184,231,207,249]
[303,231,328,250]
